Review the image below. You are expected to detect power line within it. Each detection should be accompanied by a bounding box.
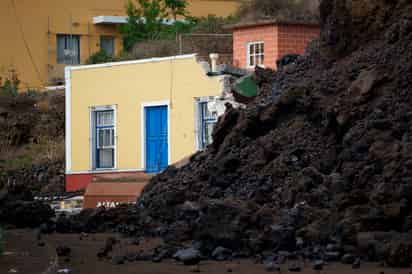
[10,0,44,86]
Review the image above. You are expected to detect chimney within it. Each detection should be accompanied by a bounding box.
[209,53,219,73]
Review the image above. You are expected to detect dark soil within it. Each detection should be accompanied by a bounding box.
[0,230,56,274]
[122,0,412,267]
[4,230,410,274]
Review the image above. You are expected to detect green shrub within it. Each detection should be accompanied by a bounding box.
[1,78,19,97]
[26,89,41,97]
[86,50,115,64]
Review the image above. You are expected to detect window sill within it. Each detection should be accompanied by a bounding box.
[92,168,117,172]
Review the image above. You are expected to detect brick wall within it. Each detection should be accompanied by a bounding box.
[277,24,320,63]
[233,25,278,69]
[232,23,319,70]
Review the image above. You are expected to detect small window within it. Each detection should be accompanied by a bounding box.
[57,34,80,64]
[92,109,115,169]
[247,41,264,68]
[100,36,115,56]
[197,101,218,150]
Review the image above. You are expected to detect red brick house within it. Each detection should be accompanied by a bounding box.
[229,20,320,70]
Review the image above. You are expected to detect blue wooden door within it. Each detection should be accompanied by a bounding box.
[145,105,168,173]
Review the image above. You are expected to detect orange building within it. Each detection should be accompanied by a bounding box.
[230,20,320,70]
[0,0,241,91]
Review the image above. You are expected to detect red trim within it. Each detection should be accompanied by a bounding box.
[65,171,145,192]
[66,174,93,192]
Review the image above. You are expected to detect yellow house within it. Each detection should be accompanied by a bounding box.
[0,0,241,91]
[65,54,225,191]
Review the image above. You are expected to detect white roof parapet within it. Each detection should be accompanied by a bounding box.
[67,54,198,72]
[93,16,184,25]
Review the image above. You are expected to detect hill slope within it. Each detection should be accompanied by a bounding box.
[132,0,412,266]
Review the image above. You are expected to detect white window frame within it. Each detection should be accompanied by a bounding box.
[90,105,117,171]
[195,97,218,150]
[246,41,265,68]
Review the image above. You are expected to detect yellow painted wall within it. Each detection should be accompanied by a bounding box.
[0,0,241,91]
[69,55,223,172]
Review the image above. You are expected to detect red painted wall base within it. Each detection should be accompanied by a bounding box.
[65,171,146,192]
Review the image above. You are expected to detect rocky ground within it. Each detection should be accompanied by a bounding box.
[2,229,411,274]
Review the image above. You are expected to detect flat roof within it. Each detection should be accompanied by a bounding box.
[226,18,319,30]
[66,54,197,72]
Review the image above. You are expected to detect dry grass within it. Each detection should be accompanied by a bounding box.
[0,137,64,171]
[236,0,320,23]
[122,40,180,60]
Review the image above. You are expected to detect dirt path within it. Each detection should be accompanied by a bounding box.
[44,232,411,274]
[0,229,57,274]
[2,230,411,274]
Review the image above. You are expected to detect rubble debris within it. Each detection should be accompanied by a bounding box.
[173,247,201,265]
[340,253,355,264]
[276,54,300,69]
[126,0,412,268]
[212,246,233,261]
[0,200,54,228]
[56,245,71,257]
[352,258,361,269]
[97,237,117,258]
[111,255,125,265]
[288,263,301,272]
[264,262,280,272]
[57,269,72,274]
[312,260,324,270]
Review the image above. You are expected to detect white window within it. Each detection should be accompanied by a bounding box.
[247,41,264,68]
[91,108,116,169]
[196,100,218,150]
[57,34,80,64]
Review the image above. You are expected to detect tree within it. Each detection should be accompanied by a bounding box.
[164,0,187,21]
[120,0,168,50]
[120,0,190,51]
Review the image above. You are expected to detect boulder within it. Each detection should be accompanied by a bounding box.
[173,247,201,265]
[212,246,233,261]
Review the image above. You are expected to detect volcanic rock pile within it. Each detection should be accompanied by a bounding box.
[131,0,412,267]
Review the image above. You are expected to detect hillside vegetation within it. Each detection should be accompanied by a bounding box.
[0,92,65,194]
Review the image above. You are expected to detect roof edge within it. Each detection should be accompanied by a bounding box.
[67,53,197,72]
[225,19,319,30]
